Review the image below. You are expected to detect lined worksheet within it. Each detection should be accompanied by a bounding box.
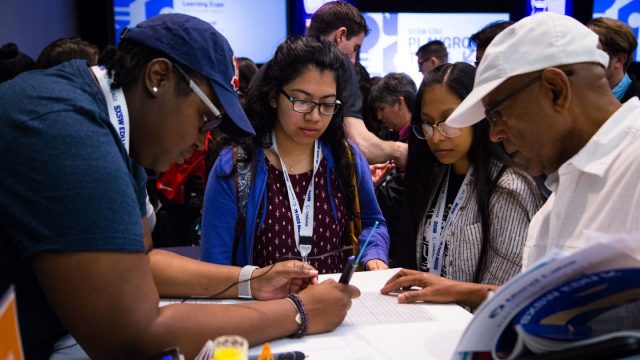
[344,292,434,326]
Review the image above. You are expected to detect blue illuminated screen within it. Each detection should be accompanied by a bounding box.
[525,0,572,16]
[593,0,640,62]
[360,12,510,86]
[113,0,287,63]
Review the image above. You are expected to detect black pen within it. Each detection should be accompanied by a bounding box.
[248,350,306,360]
[339,221,379,284]
[338,255,357,284]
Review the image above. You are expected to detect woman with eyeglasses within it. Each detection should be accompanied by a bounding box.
[200,36,390,273]
[381,62,543,309]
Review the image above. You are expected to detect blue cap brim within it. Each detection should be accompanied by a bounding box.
[210,80,255,138]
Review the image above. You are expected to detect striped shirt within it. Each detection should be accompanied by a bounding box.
[417,161,544,285]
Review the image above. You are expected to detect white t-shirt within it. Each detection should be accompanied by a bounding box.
[524,97,640,269]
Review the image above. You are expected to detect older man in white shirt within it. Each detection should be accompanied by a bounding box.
[445,12,640,267]
[382,13,640,315]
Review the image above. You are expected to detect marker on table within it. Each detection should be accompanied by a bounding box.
[248,350,306,360]
[339,221,379,284]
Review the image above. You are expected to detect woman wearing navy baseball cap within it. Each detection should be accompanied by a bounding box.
[0,13,359,359]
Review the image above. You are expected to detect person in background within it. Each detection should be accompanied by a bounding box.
[587,17,640,102]
[237,56,259,104]
[36,37,99,69]
[469,20,514,67]
[366,74,396,140]
[369,73,418,244]
[201,36,390,273]
[370,72,417,142]
[368,72,417,163]
[248,1,409,168]
[0,14,358,359]
[0,42,34,83]
[416,40,448,76]
[382,63,543,308]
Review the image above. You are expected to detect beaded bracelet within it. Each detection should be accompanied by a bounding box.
[286,293,308,338]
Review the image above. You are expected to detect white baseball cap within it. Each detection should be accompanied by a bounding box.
[446,12,610,128]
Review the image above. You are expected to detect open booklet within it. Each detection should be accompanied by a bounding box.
[453,231,640,360]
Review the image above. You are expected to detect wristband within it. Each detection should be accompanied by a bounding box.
[238,265,259,299]
[286,293,308,338]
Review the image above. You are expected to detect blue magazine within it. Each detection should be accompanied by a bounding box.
[514,268,640,341]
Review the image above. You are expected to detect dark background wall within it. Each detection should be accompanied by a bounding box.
[0,0,79,58]
[0,0,609,61]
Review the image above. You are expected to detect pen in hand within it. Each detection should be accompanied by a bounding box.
[339,221,379,284]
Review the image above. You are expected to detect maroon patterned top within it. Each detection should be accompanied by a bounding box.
[253,157,348,274]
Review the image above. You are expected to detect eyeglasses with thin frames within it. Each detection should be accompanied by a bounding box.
[279,88,342,116]
[173,63,223,133]
[484,75,541,125]
[412,120,461,140]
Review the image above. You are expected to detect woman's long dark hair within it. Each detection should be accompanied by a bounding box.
[391,62,520,283]
[240,35,357,220]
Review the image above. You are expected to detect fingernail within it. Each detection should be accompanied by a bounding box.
[398,294,406,303]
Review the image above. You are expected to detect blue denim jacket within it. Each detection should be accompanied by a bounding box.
[200,140,389,267]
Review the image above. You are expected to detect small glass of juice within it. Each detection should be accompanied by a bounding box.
[212,335,248,360]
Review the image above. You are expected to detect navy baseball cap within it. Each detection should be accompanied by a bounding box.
[121,13,255,137]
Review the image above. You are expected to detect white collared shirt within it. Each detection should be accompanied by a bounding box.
[523,97,640,269]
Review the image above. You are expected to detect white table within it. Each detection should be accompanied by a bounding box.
[248,269,472,360]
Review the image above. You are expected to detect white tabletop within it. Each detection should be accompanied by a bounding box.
[248,269,473,360]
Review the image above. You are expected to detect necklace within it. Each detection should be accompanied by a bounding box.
[270,148,311,172]
[283,153,311,172]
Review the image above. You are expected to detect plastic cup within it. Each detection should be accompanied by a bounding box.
[212,335,248,360]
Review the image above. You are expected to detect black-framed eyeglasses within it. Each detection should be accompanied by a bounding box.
[412,120,461,140]
[279,88,342,116]
[484,69,575,125]
[173,63,223,133]
[484,75,541,125]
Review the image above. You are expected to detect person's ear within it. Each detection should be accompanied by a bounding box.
[611,53,627,72]
[145,58,173,97]
[397,96,406,110]
[541,68,571,112]
[336,27,348,43]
